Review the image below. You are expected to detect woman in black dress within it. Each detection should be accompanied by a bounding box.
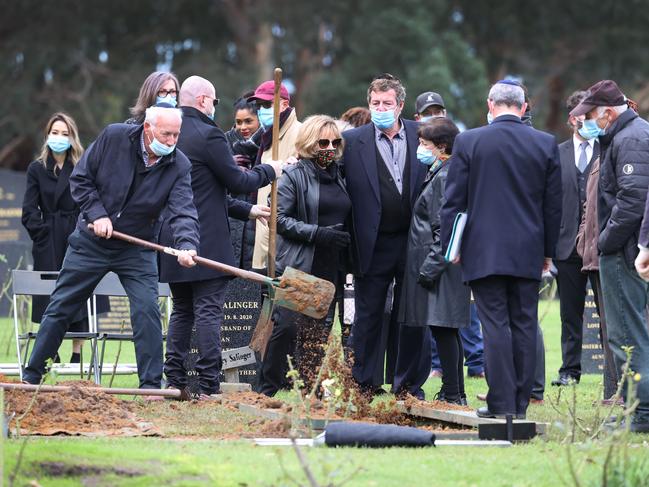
[393,118,471,404]
[22,113,87,363]
[257,115,352,396]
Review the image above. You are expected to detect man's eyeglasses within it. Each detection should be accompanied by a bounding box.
[318,138,342,149]
[158,89,178,97]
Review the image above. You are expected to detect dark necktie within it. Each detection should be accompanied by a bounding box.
[578,141,589,173]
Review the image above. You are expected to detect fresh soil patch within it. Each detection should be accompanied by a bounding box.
[37,461,143,478]
[4,380,159,437]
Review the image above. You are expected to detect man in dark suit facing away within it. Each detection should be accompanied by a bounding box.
[441,80,562,419]
[552,90,600,387]
[341,74,427,394]
[158,76,282,398]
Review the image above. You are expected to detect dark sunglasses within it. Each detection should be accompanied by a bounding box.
[257,100,273,109]
[200,94,220,107]
[158,89,178,97]
[318,138,342,149]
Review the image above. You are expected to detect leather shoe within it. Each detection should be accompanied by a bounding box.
[551,374,580,386]
[476,406,525,420]
[434,390,464,406]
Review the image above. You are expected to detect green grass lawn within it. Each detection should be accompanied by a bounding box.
[2,300,649,486]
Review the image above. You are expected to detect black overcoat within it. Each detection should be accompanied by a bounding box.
[22,154,108,322]
[398,162,470,328]
[158,107,275,282]
[441,115,563,282]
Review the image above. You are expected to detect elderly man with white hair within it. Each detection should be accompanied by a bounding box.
[22,104,200,392]
[441,80,562,419]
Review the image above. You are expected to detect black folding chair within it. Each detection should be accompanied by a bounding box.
[91,272,171,382]
[11,270,98,382]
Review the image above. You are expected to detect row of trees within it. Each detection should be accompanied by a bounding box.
[3,0,649,170]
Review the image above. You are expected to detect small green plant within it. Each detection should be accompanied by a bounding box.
[553,347,647,487]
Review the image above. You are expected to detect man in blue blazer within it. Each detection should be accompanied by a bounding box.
[158,76,281,397]
[441,80,562,418]
[341,74,427,393]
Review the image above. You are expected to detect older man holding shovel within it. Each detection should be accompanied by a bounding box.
[22,105,199,391]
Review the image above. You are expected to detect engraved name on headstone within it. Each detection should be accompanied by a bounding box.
[185,277,261,393]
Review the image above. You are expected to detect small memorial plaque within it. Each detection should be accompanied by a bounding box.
[581,283,603,374]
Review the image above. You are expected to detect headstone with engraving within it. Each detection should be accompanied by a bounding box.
[0,169,31,315]
[184,277,261,393]
[581,283,604,374]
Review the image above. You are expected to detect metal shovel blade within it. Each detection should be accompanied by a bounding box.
[272,267,335,319]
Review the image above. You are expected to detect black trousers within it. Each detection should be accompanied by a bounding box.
[164,277,229,395]
[471,275,539,415]
[23,230,162,388]
[554,252,590,379]
[350,232,410,387]
[431,327,465,399]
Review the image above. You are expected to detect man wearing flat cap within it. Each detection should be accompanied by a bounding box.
[571,80,649,433]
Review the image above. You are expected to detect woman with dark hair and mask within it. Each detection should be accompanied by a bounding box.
[22,113,107,362]
[225,92,264,269]
[257,115,352,396]
[393,117,471,404]
[126,71,180,124]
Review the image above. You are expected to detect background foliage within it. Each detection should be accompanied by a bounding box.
[3,0,649,169]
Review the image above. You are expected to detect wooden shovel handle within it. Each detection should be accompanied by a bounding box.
[267,67,283,279]
[87,225,269,285]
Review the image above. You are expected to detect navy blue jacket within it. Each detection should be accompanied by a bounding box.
[70,123,199,251]
[340,120,426,275]
[158,107,275,282]
[440,115,562,282]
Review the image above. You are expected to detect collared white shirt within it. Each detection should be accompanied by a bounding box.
[573,135,596,169]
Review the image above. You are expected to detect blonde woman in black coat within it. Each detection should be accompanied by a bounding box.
[22,113,90,363]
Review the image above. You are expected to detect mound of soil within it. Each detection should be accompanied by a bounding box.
[4,381,158,437]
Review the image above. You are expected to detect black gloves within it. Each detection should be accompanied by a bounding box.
[417,253,449,290]
[417,273,438,290]
[314,224,351,248]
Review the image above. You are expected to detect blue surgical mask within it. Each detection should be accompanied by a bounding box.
[579,119,603,140]
[419,115,433,123]
[156,94,177,107]
[149,135,175,157]
[371,109,396,130]
[487,112,494,125]
[47,135,71,153]
[416,145,436,165]
[258,106,274,130]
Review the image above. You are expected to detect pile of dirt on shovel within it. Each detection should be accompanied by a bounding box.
[3,379,158,437]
